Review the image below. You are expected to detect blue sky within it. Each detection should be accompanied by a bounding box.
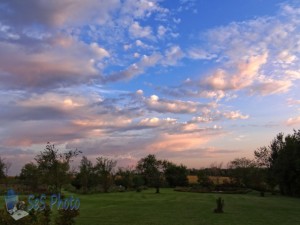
[0,0,299,175]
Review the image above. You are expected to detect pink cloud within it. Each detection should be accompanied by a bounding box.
[287,116,300,126]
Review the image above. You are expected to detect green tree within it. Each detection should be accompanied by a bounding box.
[115,167,135,190]
[137,154,164,193]
[0,157,6,179]
[94,157,117,193]
[73,156,96,193]
[79,156,94,192]
[228,157,255,187]
[274,131,300,196]
[19,163,40,191]
[254,146,276,192]
[255,130,300,197]
[164,162,188,187]
[35,142,81,193]
[197,170,214,188]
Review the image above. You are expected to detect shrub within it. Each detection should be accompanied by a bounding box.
[55,209,80,225]
[214,197,224,213]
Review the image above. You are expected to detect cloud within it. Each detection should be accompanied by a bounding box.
[286,116,300,126]
[249,78,292,95]
[287,98,300,106]
[0,0,120,28]
[0,37,109,90]
[203,52,268,91]
[187,48,217,60]
[157,3,300,100]
[285,70,300,80]
[143,94,211,114]
[121,0,168,20]
[162,45,184,66]
[223,111,249,120]
[138,117,177,128]
[103,53,162,82]
[129,21,153,39]
[157,25,167,38]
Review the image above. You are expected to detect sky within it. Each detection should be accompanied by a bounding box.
[0,0,300,175]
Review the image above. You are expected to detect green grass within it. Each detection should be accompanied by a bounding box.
[1,189,300,225]
[72,189,300,225]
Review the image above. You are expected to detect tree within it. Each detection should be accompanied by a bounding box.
[273,130,300,196]
[76,156,95,193]
[19,163,40,191]
[164,162,188,187]
[255,130,300,197]
[197,170,214,189]
[115,167,135,190]
[254,146,276,192]
[35,142,81,193]
[228,157,256,187]
[0,157,6,179]
[137,154,164,193]
[94,157,117,192]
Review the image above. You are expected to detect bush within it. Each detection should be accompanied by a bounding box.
[55,209,80,225]
[0,204,79,225]
[214,197,224,213]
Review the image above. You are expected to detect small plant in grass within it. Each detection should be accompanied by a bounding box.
[214,197,224,213]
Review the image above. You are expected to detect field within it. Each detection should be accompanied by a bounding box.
[73,189,300,225]
[1,189,300,225]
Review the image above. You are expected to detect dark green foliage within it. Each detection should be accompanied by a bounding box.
[55,209,80,225]
[19,163,40,191]
[164,162,188,187]
[228,157,256,187]
[132,174,145,192]
[0,157,6,179]
[214,197,224,213]
[72,156,117,193]
[94,157,117,193]
[197,171,214,189]
[273,131,300,196]
[0,203,79,225]
[42,204,51,225]
[73,156,97,193]
[115,167,135,190]
[0,206,51,225]
[136,154,164,193]
[255,130,300,197]
[35,142,81,193]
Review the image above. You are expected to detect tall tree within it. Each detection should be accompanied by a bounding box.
[78,156,95,193]
[228,157,256,187]
[0,157,6,179]
[115,167,135,190]
[255,130,300,197]
[137,154,164,193]
[163,161,188,187]
[19,163,40,191]
[274,131,300,196]
[94,157,117,193]
[35,142,81,193]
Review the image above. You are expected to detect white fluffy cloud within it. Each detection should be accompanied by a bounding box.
[223,111,249,120]
[144,94,207,114]
[129,21,153,39]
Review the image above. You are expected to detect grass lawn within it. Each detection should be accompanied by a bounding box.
[72,189,300,225]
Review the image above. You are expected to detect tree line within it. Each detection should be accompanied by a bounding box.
[0,129,299,197]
